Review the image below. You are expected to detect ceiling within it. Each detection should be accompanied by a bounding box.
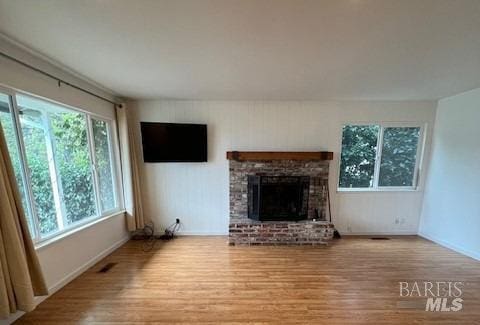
[0,0,479,100]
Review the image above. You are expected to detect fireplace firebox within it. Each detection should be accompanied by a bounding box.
[248,175,310,221]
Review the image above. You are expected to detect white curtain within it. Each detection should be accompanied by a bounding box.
[116,103,146,231]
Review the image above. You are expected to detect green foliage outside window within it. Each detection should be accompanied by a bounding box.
[0,99,35,234]
[339,124,421,189]
[379,127,420,187]
[339,125,379,188]
[1,93,118,241]
[50,111,97,224]
[92,119,116,212]
[21,115,58,234]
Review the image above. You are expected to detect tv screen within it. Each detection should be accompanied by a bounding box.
[140,122,207,162]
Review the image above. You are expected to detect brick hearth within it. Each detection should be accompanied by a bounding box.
[229,221,335,245]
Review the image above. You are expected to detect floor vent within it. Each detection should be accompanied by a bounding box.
[98,262,117,273]
[370,237,391,240]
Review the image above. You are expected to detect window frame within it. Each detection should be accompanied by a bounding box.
[337,122,426,192]
[0,85,124,244]
[89,116,122,215]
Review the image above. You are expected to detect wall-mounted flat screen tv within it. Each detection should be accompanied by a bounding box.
[140,122,207,162]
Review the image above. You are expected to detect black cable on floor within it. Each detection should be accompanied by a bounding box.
[131,220,182,252]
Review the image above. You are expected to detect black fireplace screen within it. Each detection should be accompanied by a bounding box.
[248,175,310,221]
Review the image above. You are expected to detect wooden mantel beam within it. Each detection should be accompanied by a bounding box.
[226,151,333,161]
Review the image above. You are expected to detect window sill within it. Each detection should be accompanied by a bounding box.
[337,188,420,193]
[35,210,126,251]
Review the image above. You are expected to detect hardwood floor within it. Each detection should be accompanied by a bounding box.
[17,236,480,324]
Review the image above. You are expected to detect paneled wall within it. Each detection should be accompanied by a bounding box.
[131,100,436,235]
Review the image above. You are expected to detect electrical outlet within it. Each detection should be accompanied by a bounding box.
[395,217,400,225]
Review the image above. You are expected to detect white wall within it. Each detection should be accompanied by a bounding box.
[419,88,480,260]
[35,214,128,292]
[131,100,436,235]
[1,36,129,323]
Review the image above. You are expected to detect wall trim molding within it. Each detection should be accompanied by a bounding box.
[174,230,419,236]
[39,235,130,300]
[419,231,480,261]
[339,231,418,236]
[177,231,228,236]
[44,235,131,297]
[35,211,126,251]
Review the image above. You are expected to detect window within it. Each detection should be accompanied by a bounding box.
[0,89,121,243]
[0,93,35,234]
[339,123,423,190]
[91,118,117,212]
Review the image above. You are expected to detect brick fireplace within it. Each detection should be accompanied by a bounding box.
[227,151,335,245]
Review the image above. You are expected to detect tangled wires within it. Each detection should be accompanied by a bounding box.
[158,219,181,240]
[131,220,182,252]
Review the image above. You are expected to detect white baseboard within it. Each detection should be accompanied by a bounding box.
[418,231,480,261]
[339,231,417,236]
[45,235,130,296]
[177,231,227,236]
[4,310,24,324]
[178,230,417,236]
[5,235,130,324]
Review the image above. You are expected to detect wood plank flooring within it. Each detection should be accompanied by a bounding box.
[16,236,480,324]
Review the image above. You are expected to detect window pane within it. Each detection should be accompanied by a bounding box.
[50,110,97,224]
[0,94,35,235]
[17,94,99,235]
[339,125,380,188]
[17,99,59,235]
[379,127,420,187]
[92,119,116,212]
